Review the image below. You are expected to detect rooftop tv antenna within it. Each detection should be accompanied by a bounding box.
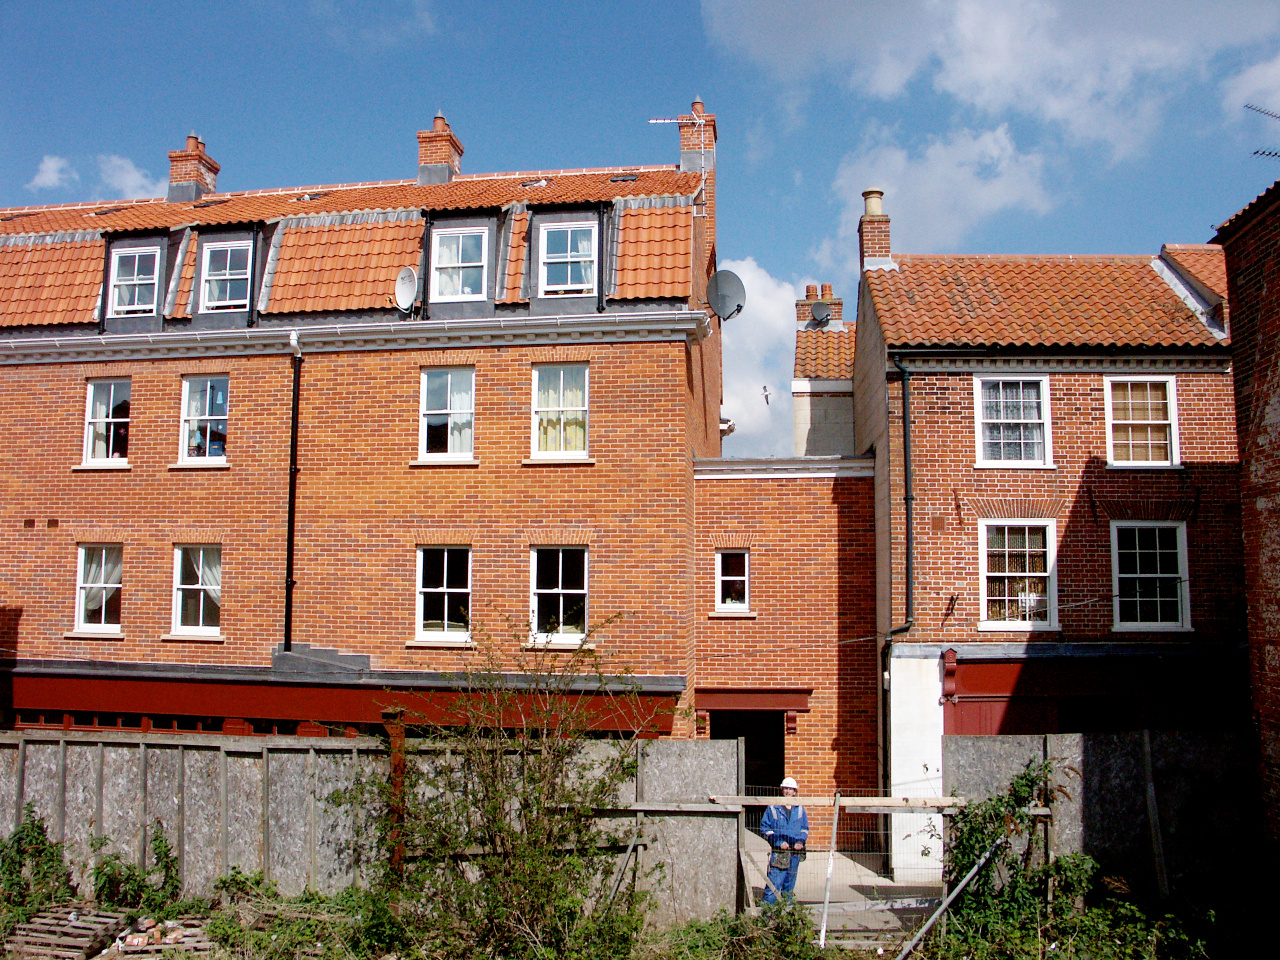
[393,266,418,314]
[810,300,832,327]
[1245,103,1280,158]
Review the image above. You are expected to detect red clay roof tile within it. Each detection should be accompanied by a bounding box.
[615,206,692,299]
[794,329,856,378]
[264,219,421,314]
[1160,244,1228,302]
[0,237,103,328]
[865,255,1224,349]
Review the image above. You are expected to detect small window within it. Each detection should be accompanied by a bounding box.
[1111,522,1190,629]
[532,547,587,642]
[1106,377,1179,466]
[538,222,596,297]
[77,544,122,633]
[416,547,471,642]
[109,248,159,317]
[975,377,1052,466]
[181,376,229,462]
[84,378,131,463]
[173,544,221,636]
[716,550,750,612]
[200,241,252,311]
[979,520,1057,630]
[532,363,588,457]
[419,367,474,458]
[431,228,487,301]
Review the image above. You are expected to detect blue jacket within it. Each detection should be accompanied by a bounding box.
[760,802,809,848]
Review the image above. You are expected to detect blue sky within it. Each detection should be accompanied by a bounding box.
[4,1,1280,454]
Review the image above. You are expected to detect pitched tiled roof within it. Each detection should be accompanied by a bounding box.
[0,236,103,328]
[794,329,856,378]
[614,205,692,299]
[865,255,1224,349]
[0,167,704,327]
[264,218,421,314]
[1215,176,1280,240]
[1161,244,1227,301]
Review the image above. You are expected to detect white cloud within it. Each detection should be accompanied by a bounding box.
[703,0,1280,154]
[1224,49,1280,115]
[96,155,165,200]
[310,0,434,49]
[830,125,1052,256]
[26,155,78,191]
[718,257,805,457]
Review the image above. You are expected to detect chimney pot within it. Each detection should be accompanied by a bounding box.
[863,188,884,218]
[433,112,448,132]
[806,284,819,300]
[691,97,705,116]
[821,283,833,299]
[185,134,200,152]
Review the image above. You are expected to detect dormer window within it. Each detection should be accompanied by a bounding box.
[539,222,596,297]
[431,227,487,302]
[200,241,252,311]
[109,248,159,317]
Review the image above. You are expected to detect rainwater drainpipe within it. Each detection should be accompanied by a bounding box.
[247,224,260,327]
[882,355,916,795]
[98,238,112,335]
[596,202,608,313]
[283,330,302,652]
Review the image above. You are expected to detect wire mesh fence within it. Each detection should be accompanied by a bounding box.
[736,788,947,948]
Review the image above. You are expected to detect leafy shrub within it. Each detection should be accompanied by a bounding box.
[91,818,198,915]
[0,804,73,938]
[640,901,841,960]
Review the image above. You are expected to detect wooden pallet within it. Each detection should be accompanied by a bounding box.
[115,918,215,957]
[4,905,128,960]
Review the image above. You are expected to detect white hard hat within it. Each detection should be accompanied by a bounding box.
[780,776,798,790]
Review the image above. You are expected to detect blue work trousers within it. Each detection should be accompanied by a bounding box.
[762,850,801,903]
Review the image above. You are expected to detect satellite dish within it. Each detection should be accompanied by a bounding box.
[393,266,418,312]
[810,300,832,326]
[707,270,746,321]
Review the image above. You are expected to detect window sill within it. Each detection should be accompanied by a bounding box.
[410,458,479,468]
[1111,624,1193,633]
[524,639,594,650]
[169,461,231,471]
[64,630,123,640]
[710,610,757,619]
[977,622,1059,633]
[161,632,225,643]
[522,457,595,466]
[406,638,476,648]
[73,462,131,472]
[1105,463,1183,471]
[973,462,1056,470]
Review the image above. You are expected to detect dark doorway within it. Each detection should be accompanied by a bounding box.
[710,709,784,791]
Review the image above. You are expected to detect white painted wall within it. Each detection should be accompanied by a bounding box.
[889,654,944,882]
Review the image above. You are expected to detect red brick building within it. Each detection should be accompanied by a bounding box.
[794,190,1248,875]
[0,103,880,814]
[1215,178,1280,843]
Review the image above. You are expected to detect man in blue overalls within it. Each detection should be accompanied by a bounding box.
[759,776,808,904]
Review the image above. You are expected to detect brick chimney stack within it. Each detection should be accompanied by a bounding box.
[858,188,892,271]
[795,282,844,330]
[417,112,465,185]
[167,133,220,202]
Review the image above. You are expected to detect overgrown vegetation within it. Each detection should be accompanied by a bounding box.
[639,900,841,960]
[911,761,1210,960]
[0,803,73,938]
[89,818,206,916]
[327,628,664,960]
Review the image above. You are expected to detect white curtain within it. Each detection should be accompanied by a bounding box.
[202,547,222,604]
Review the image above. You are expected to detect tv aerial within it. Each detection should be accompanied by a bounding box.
[393,266,418,313]
[707,269,746,321]
[1245,103,1280,158]
[810,300,832,327]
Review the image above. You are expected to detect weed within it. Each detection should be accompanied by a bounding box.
[0,804,73,938]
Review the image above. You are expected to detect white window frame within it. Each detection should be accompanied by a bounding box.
[108,246,160,317]
[715,549,750,613]
[83,378,131,464]
[76,543,123,634]
[430,227,488,302]
[530,546,588,645]
[1104,375,1180,468]
[531,363,589,459]
[978,519,1058,632]
[418,367,475,460]
[538,221,597,298]
[180,375,229,464]
[414,546,472,644]
[973,376,1053,468]
[171,544,222,637]
[1110,521,1191,631]
[199,240,252,312]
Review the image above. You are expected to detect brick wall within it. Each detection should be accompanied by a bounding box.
[694,474,880,833]
[881,369,1243,650]
[1220,194,1280,841]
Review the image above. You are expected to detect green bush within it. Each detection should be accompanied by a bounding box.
[0,804,74,938]
[641,901,841,960]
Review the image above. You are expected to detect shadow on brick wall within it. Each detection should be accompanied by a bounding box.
[0,605,18,727]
